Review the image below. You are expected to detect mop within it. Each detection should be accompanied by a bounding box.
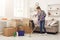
[29,15,39,37]
[29,24,39,37]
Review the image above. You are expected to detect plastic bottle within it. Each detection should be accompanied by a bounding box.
[14,32,17,37]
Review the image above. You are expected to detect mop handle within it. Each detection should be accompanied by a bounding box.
[30,26,38,34]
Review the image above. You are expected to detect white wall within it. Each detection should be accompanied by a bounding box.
[5,0,14,18]
[0,0,5,17]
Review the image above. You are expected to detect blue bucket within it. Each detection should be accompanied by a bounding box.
[18,30,25,36]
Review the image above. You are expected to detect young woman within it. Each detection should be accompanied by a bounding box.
[35,6,46,33]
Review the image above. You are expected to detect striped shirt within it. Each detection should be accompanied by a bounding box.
[35,10,46,21]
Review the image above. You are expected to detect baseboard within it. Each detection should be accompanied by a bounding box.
[33,31,58,34]
[33,31,40,33]
[47,32,58,34]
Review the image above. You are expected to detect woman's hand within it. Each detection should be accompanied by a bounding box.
[33,14,37,17]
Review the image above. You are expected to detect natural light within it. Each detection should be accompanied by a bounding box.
[14,0,24,17]
[0,0,5,17]
[14,0,29,18]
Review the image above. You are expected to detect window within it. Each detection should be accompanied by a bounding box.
[14,0,24,17]
[0,0,5,17]
[14,0,29,18]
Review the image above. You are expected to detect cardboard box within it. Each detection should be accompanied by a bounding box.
[9,19,23,31]
[21,18,32,34]
[22,18,30,26]
[10,18,32,34]
[12,27,17,32]
[3,27,16,37]
[18,26,32,34]
[0,21,7,34]
[23,26,32,34]
[18,26,24,31]
[7,20,16,27]
[12,19,23,27]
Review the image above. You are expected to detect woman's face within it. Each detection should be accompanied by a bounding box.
[37,9,41,13]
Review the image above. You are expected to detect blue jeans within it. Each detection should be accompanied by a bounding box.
[40,20,46,33]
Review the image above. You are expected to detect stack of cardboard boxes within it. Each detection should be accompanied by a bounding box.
[3,18,32,36]
[12,19,23,31]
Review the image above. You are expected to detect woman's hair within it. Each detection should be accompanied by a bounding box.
[36,6,41,10]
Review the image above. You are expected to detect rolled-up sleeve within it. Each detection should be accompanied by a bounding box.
[43,11,46,17]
